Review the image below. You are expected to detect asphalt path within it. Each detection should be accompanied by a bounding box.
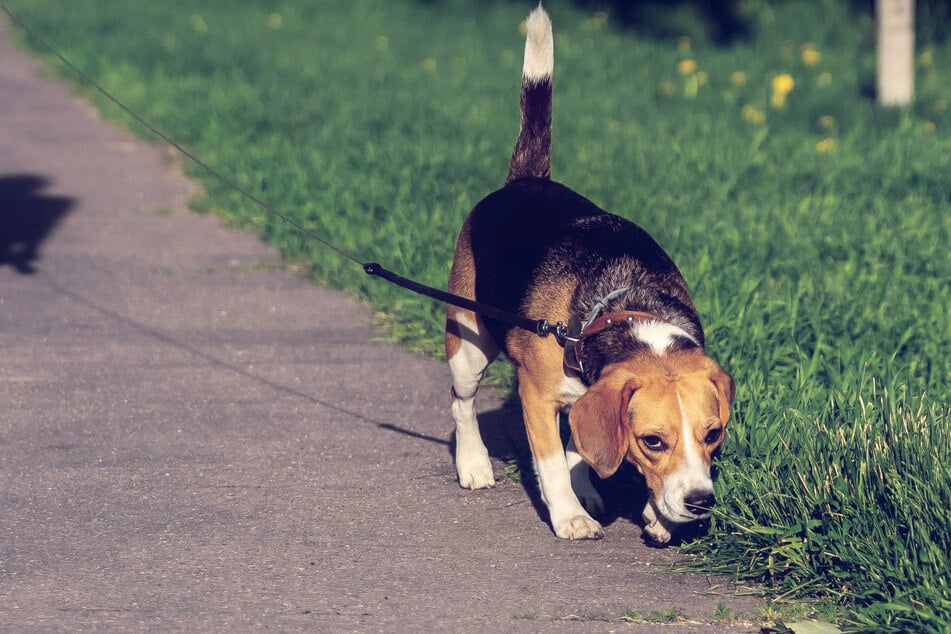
[0,18,762,632]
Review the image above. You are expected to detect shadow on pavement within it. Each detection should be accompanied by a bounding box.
[448,389,654,536]
[0,174,73,274]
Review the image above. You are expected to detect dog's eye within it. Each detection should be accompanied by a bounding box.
[705,428,723,445]
[641,435,666,452]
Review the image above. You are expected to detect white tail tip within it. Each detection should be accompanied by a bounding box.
[523,5,553,81]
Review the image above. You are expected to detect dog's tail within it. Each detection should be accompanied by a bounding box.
[506,5,553,183]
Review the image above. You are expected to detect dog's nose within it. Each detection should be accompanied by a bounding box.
[684,490,715,515]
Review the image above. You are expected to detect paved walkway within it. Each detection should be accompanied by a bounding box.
[0,18,761,631]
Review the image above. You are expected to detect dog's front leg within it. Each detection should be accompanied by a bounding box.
[520,380,604,540]
[642,498,675,544]
[566,436,605,516]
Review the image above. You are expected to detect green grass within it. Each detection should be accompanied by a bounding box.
[6,0,949,630]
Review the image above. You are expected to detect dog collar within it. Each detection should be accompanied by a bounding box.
[563,310,667,374]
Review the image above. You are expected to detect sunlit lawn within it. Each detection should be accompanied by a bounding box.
[7,0,950,629]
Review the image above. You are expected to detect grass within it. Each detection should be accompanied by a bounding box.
[5,0,949,630]
[712,601,737,624]
[648,607,690,623]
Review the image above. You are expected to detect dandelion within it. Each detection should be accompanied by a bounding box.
[742,104,766,125]
[730,71,747,86]
[918,50,933,67]
[922,121,936,134]
[675,60,701,98]
[677,59,697,75]
[267,13,283,30]
[818,115,835,130]
[801,43,821,66]
[816,138,836,153]
[771,73,794,108]
[422,58,437,72]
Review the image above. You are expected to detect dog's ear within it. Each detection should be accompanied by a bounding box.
[708,362,735,425]
[568,370,638,479]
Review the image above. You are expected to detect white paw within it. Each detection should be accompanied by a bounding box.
[456,457,496,489]
[553,514,604,540]
[642,501,672,544]
[642,519,672,544]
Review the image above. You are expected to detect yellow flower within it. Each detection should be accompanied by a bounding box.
[817,115,835,130]
[919,50,934,67]
[422,58,437,72]
[267,13,283,30]
[730,71,747,86]
[922,121,936,134]
[801,43,821,66]
[677,59,697,75]
[772,73,794,95]
[816,138,836,153]
[771,73,794,108]
[742,104,766,125]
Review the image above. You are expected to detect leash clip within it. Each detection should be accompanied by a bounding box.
[562,314,585,373]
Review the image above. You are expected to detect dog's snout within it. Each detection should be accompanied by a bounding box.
[684,490,715,515]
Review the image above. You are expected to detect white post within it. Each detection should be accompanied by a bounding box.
[876,0,915,106]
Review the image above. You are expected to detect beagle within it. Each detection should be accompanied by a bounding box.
[445,6,734,542]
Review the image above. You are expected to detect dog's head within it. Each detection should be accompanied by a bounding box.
[568,348,734,524]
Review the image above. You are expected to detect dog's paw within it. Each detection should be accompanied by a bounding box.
[553,514,604,540]
[456,459,496,490]
[642,502,673,544]
[642,519,672,544]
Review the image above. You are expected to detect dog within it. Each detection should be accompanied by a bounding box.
[445,5,734,542]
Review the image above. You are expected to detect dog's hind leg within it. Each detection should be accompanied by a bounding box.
[447,308,499,489]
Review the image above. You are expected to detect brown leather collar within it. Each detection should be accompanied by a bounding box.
[564,310,667,375]
[580,310,667,339]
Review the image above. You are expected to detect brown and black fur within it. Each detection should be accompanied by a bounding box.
[445,6,733,542]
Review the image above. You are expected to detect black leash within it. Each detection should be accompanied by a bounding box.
[362,263,561,337]
[2,4,567,341]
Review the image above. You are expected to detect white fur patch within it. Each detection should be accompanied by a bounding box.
[558,375,587,406]
[633,320,696,355]
[654,392,713,521]
[523,6,553,81]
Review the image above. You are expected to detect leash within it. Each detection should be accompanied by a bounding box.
[1,4,573,341]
